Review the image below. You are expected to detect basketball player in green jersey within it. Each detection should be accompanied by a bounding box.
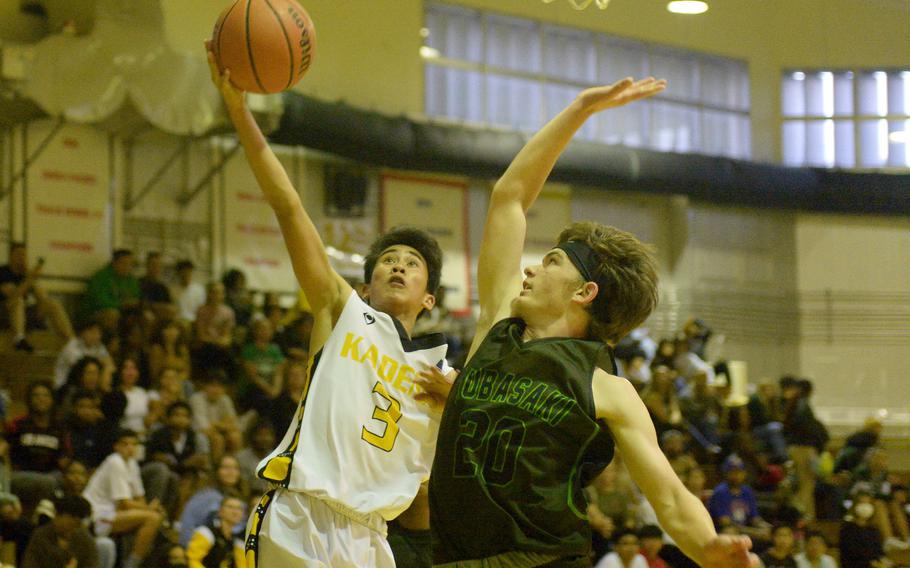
[422,77,756,567]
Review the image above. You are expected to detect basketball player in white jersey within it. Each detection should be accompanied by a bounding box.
[206,44,452,567]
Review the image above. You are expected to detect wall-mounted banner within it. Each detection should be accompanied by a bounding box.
[380,173,470,315]
[222,150,298,293]
[26,120,111,278]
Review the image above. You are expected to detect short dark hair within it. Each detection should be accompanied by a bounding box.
[112,248,133,261]
[639,524,663,540]
[146,251,161,262]
[804,530,828,545]
[363,227,443,295]
[166,400,192,417]
[75,316,102,334]
[54,495,92,519]
[26,380,54,412]
[176,259,195,271]
[114,428,139,443]
[613,527,639,543]
[8,241,25,253]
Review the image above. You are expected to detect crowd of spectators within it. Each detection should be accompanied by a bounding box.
[0,243,908,567]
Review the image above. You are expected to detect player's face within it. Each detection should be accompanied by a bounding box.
[365,245,435,317]
[512,249,585,321]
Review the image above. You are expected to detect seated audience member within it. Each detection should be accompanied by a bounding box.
[82,429,163,568]
[221,269,253,330]
[274,312,312,361]
[794,530,837,568]
[82,249,140,332]
[685,467,711,504]
[142,401,211,517]
[760,525,798,568]
[172,260,206,324]
[54,318,114,390]
[153,367,192,419]
[595,528,648,568]
[660,429,698,479]
[0,241,74,352]
[138,251,174,321]
[835,418,883,474]
[707,454,771,540]
[185,495,246,568]
[193,282,236,379]
[189,371,242,461]
[235,420,275,498]
[640,365,683,436]
[851,448,910,548]
[57,356,106,419]
[22,495,97,568]
[65,390,107,468]
[239,317,286,418]
[178,455,248,547]
[638,524,669,568]
[266,360,306,436]
[8,381,69,511]
[840,490,889,568]
[148,320,191,385]
[0,474,32,566]
[115,356,159,436]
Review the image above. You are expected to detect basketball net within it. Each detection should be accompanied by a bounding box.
[541,0,610,9]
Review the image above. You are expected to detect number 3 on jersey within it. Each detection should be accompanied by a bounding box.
[362,381,402,452]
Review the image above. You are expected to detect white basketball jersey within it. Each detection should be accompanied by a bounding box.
[257,291,449,520]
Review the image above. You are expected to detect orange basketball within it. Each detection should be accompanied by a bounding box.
[211,0,316,94]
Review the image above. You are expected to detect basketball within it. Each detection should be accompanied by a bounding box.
[211,0,316,94]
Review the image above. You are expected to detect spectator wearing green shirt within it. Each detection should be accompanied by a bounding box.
[239,317,286,418]
[82,249,140,332]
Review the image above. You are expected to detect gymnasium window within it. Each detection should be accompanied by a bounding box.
[782,70,910,168]
[422,2,751,160]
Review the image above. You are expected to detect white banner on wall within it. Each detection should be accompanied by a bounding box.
[26,121,111,278]
[222,150,298,293]
[380,173,470,315]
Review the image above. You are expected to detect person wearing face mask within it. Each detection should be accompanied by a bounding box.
[839,490,891,568]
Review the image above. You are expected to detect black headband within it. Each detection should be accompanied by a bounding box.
[556,240,610,320]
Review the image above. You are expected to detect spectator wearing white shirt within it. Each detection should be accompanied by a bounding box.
[115,357,159,436]
[172,260,206,324]
[54,318,114,390]
[596,529,649,568]
[794,531,837,568]
[82,429,163,568]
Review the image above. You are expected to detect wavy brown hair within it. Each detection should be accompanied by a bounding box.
[556,221,659,345]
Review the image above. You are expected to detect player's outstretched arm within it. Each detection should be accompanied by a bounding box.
[205,42,349,320]
[592,369,756,568]
[471,78,666,353]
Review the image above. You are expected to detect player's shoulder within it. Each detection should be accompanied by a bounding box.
[591,368,639,419]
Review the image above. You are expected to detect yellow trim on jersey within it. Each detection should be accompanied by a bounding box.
[245,490,275,568]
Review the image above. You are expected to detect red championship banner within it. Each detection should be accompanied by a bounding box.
[26,121,111,278]
[222,150,298,293]
[380,173,470,315]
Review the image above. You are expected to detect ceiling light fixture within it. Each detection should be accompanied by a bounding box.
[667,1,709,15]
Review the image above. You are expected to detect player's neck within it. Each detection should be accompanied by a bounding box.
[520,308,590,342]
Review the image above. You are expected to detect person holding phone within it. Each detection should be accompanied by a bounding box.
[0,242,74,352]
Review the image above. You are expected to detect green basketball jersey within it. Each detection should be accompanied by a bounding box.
[429,318,616,564]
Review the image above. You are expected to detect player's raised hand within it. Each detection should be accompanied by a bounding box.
[702,534,759,568]
[414,366,456,411]
[575,76,666,114]
[205,39,246,113]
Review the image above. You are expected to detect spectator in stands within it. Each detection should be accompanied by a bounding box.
[57,355,106,418]
[148,319,191,385]
[22,495,97,568]
[0,242,74,352]
[236,420,275,498]
[239,317,286,419]
[707,454,771,540]
[660,429,698,480]
[65,390,107,468]
[652,338,675,370]
[852,448,910,549]
[138,251,174,321]
[82,428,163,568]
[178,454,248,548]
[151,367,192,423]
[0,460,31,566]
[185,494,246,568]
[8,381,68,511]
[638,524,669,568]
[782,377,828,522]
[595,528,648,568]
[83,249,141,332]
[835,418,883,475]
[266,360,306,437]
[221,269,253,329]
[732,383,788,465]
[685,467,711,504]
[142,401,210,518]
[794,530,837,568]
[172,260,206,324]
[275,312,312,361]
[840,489,888,568]
[189,371,241,461]
[115,356,158,436]
[682,317,712,360]
[193,282,236,380]
[54,318,114,390]
[679,370,723,454]
[641,365,683,437]
[673,335,714,387]
[760,525,798,568]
